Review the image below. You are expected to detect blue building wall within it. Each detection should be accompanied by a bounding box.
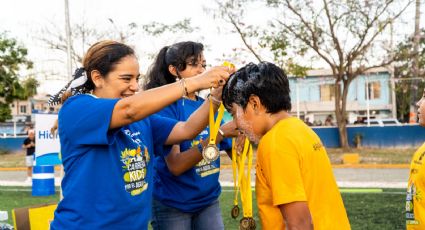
[313,125,425,148]
[289,72,391,106]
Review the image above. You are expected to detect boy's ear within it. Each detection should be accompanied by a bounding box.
[248,95,263,114]
[168,65,178,77]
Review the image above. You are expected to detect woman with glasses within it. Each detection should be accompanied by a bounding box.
[145,41,233,230]
[49,40,230,230]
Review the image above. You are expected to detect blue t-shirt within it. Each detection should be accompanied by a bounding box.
[153,97,232,212]
[51,94,177,230]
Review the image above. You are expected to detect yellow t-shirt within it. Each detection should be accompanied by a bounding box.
[256,117,350,230]
[406,142,425,229]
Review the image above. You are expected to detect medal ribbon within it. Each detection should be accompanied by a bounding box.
[208,99,225,145]
[240,140,253,218]
[231,138,239,206]
[232,138,253,218]
[207,61,233,145]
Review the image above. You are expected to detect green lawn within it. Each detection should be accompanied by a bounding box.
[0,186,406,229]
[0,187,59,226]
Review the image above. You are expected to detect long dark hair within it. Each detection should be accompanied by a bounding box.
[144,41,203,90]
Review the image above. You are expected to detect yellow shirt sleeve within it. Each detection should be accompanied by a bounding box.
[262,131,307,206]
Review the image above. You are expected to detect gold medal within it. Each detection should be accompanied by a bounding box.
[249,218,256,229]
[231,205,240,219]
[202,144,220,162]
[203,75,225,162]
[239,217,251,230]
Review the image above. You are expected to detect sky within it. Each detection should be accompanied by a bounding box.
[1,0,424,95]
[1,0,256,94]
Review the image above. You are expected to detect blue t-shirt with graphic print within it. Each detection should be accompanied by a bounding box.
[50,94,177,230]
[153,97,232,213]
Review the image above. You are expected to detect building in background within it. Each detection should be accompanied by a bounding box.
[8,94,60,123]
[289,67,395,125]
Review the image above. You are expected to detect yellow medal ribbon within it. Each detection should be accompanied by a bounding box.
[231,138,239,206]
[206,61,233,146]
[242,143,253,217]
[231,137,253,219]
[208,99,225,146]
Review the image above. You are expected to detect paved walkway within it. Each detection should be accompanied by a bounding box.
[0,166,410,188]
[219,167,409,188]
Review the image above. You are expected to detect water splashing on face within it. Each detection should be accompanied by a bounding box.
[235,106,261,144]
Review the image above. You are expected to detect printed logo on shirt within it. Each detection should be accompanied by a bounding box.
[120,129,150,196]
[414,151,425,165]
[406,182,422,225]
[121,146,149,196]
[312,142,323,151]
[192,139,219,177]
[406,183,416,220]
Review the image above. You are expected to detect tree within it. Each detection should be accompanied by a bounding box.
[393,29,425,122]
[0,33,34,122]
[208,0,309,76]
[37,18,199,74]
[211,0,411,149]
[37,19,138,68]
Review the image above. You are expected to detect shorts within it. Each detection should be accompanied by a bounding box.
[25,155,34,167]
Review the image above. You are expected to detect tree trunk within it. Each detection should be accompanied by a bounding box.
[338,124,349,150]
[334,77,350,151]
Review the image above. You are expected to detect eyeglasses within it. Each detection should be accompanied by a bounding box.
[187,62,207,69]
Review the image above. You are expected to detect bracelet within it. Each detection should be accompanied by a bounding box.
[209,94,222,106]
[179,78,189,98]
[218,128,224,137]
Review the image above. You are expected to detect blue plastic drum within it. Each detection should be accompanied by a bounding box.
[32,165,55,196]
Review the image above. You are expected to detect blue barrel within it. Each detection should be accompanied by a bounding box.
[32,165,55,196]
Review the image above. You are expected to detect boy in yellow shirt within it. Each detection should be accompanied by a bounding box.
[222,62,350,230]
[406,88,425,229]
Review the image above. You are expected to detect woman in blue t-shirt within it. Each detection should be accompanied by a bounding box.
[145,41,233,230]
[48,40,231,230]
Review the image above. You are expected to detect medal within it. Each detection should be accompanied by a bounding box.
[239,217,251,230]
[231,205,240,219]
[231,137,255,229]
[248,218,256,229]
[202,144,220,162]
[202,64,226,162]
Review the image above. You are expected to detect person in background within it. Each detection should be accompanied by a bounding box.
[48,40,230,230]
[22,129,35,182]
[353,117,364,125]
[222,62,350,230]
[304,117,313,126]
[406,88,425,229]
[144,41,233,230]
[324,114,334,126]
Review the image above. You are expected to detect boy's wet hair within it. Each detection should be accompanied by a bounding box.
[222,62,291,113]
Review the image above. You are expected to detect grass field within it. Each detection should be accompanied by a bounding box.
[0,186,406,229]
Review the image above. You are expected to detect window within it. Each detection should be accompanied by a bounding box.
[20,105,27,114]
[366,81,381,100]
[320,84,335,101]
